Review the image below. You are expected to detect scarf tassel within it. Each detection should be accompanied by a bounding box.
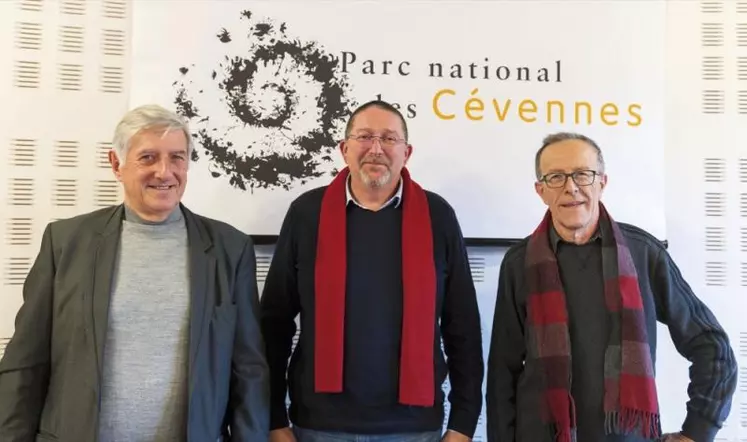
[553,427,577,442]
[605,409,661,439]
[548,391,577,442]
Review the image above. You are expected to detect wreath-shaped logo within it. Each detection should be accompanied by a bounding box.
[173,9,357,191]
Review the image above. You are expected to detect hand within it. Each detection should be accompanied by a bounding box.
[441,429,471,442]
[661,432,694,442]
[269,427,297,442]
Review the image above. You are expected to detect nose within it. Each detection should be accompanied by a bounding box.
[368,138,385,155]
[563,175,579,193]
[153,157,173,180]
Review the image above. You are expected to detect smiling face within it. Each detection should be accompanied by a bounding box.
[110,127,189,222]
[534,138,607,242]
[341,106,412,189]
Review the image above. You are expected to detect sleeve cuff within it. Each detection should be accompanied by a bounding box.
[447,409,479,439]
[682,410,719,442]
[270,405,290,431]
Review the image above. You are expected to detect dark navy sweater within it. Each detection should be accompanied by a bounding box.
[260,186,484,436]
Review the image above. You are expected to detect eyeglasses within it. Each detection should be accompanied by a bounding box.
[348,134,405,147]
[540,170,599,188]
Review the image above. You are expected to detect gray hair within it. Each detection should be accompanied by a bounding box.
[112,104,192,163]
[534,132,605,180]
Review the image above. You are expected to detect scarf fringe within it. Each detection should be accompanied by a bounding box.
[604,408,661,439]
[549,425,577,442]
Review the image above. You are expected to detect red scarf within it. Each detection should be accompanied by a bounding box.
[314,166,436,406]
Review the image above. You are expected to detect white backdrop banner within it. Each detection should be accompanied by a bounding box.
[129,0,667,241]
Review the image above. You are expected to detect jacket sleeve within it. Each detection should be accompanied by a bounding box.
[652,247,737,442]
[0,224,55,442]
[227,236,271,440]
[486,254,526,442]
[259,204,301,430]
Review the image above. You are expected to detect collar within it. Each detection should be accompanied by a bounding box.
[123,203,183,225]
[549,222,602,253]
[346,174,403,210]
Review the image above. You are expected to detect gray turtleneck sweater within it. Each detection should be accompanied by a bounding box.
[97,206,191,442]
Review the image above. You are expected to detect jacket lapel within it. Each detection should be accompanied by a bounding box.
[183,206,215,393]
[89,205,124,383]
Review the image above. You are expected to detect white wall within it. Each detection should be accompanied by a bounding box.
[1,1,745,441]
[0,0,128,349]
[655,1,746,439]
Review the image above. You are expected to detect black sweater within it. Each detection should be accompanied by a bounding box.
[260,186,483,436]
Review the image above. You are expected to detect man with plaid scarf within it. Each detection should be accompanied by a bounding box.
[486,133,737,442]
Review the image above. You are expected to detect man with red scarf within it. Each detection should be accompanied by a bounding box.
[261,100,484,442]
[486,132,737,442]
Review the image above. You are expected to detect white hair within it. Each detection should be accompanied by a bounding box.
[112,104,193,163]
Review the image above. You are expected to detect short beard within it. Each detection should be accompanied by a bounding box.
[360,167,391,188]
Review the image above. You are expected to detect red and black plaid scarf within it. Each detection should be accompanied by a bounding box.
[313,166,437,406]
[525,203,660,442]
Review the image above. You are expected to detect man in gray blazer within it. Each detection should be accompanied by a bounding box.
[0,104,270,441]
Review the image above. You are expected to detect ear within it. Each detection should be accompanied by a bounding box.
[109,150,123,182]
[534,181,543,199]
[535,181,551,206]
[339,141,350,163]
[599,173,608,192]
[404,144,413,164]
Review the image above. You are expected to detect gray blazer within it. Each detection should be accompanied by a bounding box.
[0,204,270,442]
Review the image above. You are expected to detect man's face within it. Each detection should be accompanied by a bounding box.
[340,106,412,188]
[534,139,607,234]
[110,128,189,222]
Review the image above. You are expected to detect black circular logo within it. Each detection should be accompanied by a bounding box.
[174,9,357,191]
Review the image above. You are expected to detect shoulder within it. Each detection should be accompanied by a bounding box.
[502,237,530,271]
[496,237,530,303]
[290,185,328,211]
[423,189,460,225]
[184,208,252,255]
[422,190,468,243]
[278,185,329,228]
[615,222,673,277]
[191,212,248,243]
[48,205,121,240]
[617,222,667,254]
[424,190,455,213]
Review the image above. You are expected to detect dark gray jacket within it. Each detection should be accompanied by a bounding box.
[0,204,270,442]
